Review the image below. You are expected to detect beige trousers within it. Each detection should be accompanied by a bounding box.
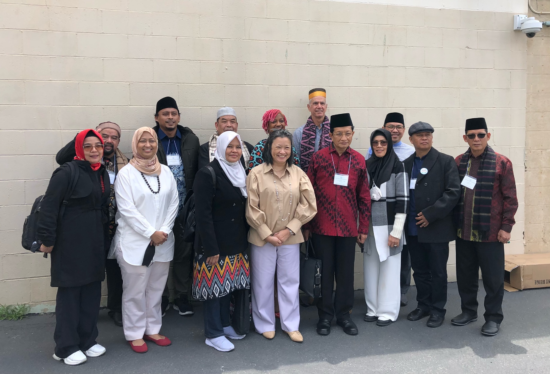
[116,249,170,341]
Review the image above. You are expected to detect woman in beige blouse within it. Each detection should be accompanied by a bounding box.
[246,130,317,343]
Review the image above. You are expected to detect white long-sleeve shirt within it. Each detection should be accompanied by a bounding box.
[112,163,179,266]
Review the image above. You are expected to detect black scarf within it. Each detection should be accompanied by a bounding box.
[456,146,497,238]
[366,129,399,189]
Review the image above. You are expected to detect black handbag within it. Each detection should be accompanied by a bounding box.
[299,240,322,299]
[230,288,251,335]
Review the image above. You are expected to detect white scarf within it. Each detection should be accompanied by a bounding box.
[214,131,248,197]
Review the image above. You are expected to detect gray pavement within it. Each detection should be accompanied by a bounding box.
[1,282,550,374]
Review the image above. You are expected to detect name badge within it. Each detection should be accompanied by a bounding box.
[461,175,477,190]
[410,178,417,190]
[108,170,115,185]
[334,173,349,187]
[167,154,181,166]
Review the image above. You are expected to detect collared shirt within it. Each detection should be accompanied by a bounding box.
[292,124,326,160]
[366,141,415,162]
[407,151,430,236]
[158,127,182,156]
[459,155,481,241]
[158,127,186,210]
[246,163,317,247]
[305,144,371,237]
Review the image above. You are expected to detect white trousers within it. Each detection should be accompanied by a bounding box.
[251,243,300,333]
[363,249,401,322]
[117,250,170,341]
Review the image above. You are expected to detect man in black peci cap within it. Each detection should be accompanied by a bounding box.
[403,121,460,328]
[153,96,200,317]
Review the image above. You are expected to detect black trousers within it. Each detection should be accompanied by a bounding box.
[163,215,194,301]
[400,244,411,295]
[54,281,102,358]
[312,234,357,321]
[203,294,231,339]
[105,259,123,313]
[456,238,504,323]
[407,235,449,317]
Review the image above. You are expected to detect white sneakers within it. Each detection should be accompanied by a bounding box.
[205,336,235,352]
[223,326,246,340]
[53,344,106,365]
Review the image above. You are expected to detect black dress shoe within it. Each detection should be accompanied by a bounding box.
[364,314,378,322]
[337,319,358,335]
[316,319,331,336]
[109,311,123,327]
[481,321,500,336]
[376,319,393,327]
[426,314,444,328]
[400,294,408,307]
[451,312,478,326]
[407,308,430,321]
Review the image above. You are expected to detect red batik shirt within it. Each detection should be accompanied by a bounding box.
[305,144,371,237]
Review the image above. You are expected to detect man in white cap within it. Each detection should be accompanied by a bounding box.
[198,107,254,170]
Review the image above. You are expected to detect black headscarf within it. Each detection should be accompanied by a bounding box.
[366,128,399,188]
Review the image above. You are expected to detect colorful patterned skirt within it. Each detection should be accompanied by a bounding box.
[192,252,250,301]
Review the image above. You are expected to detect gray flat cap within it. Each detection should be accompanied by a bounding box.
[217,107,237,120]
[409,121,434,136]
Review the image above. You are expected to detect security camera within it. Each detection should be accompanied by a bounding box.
[514,15,544,38]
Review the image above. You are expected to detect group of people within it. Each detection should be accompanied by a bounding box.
[35,87,518,366]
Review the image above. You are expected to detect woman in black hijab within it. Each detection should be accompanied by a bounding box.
[362,129,409,326]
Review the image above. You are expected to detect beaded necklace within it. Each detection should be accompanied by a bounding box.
[141,172,161,194]
[272,168,292,221]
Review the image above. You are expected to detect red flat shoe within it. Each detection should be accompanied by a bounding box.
[143,335,172,347]
[129,341,148,353]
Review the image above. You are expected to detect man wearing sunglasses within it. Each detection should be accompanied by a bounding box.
[451,118,518,337]
[403,121,460,328]
[366,112,414,307]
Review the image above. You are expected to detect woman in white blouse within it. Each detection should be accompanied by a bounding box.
[113,127,179,353]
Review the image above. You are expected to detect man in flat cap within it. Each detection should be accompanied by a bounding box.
[293,88,331,173]
[153,96,200,317]
[403,122,460,328]
[366,112,415,306]
[304,113,371,337]
[55,121,130,327]
[198,107,253,170]
[451,118,518,337]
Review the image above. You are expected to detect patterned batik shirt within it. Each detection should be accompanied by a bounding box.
[104,158,117,238]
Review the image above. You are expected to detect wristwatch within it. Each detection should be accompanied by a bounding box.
[287,228,296,236]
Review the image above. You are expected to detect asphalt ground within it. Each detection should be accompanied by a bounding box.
[1,282,550,374]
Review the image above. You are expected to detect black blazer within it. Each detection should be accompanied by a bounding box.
[198,140,254,171]
[37,161,110,288]
[193,159,249,258]
[404,147,460,243]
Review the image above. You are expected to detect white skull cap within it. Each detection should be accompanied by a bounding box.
[217,107,237,120]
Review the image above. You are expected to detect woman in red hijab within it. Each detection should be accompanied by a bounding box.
[37,129,111,366]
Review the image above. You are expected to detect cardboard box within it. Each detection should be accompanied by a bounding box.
[504,253,550,292]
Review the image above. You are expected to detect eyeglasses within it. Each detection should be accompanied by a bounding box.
[466,133,487,139]
[372,140,388,146]
[385,125,404,130]
[83,143,104,151]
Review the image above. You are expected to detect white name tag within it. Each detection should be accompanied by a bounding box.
[410,178,417,190]
[334,173,349,186]
[167,154,181,166]
[461,175,477,190]
[108,170,115,185]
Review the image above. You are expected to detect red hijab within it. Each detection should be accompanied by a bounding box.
[74,129,104,171]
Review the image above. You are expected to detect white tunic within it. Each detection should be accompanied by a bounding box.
[112,163,179,266]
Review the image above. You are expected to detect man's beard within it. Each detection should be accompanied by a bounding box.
[103,144,115,158]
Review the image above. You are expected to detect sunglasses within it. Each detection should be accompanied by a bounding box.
[83,143,104,151]
[372,140,388,146]
[466,133,487,139]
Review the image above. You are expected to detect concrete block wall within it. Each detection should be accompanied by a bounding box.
[0,0,527,310]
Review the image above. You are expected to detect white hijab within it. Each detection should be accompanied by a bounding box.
[214,131,248,197]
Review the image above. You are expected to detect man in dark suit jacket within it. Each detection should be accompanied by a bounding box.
[198,107,254,171]
[403,121,460,328]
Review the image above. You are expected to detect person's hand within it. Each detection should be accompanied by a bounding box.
[415,212,429,228]
[150,231,168,246]
[357,234,367,245]
[303,229,311,241]
[266,235,282,247]
[39,244,53,253]
[206,255,219,266]
[498,230,511,243]
[274,229,292,244]
[388,235,400,248]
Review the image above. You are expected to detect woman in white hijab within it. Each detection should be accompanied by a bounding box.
[192,131,251,352]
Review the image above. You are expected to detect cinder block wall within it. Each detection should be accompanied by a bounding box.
[525,0,550,253]
[0,0,527,311]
